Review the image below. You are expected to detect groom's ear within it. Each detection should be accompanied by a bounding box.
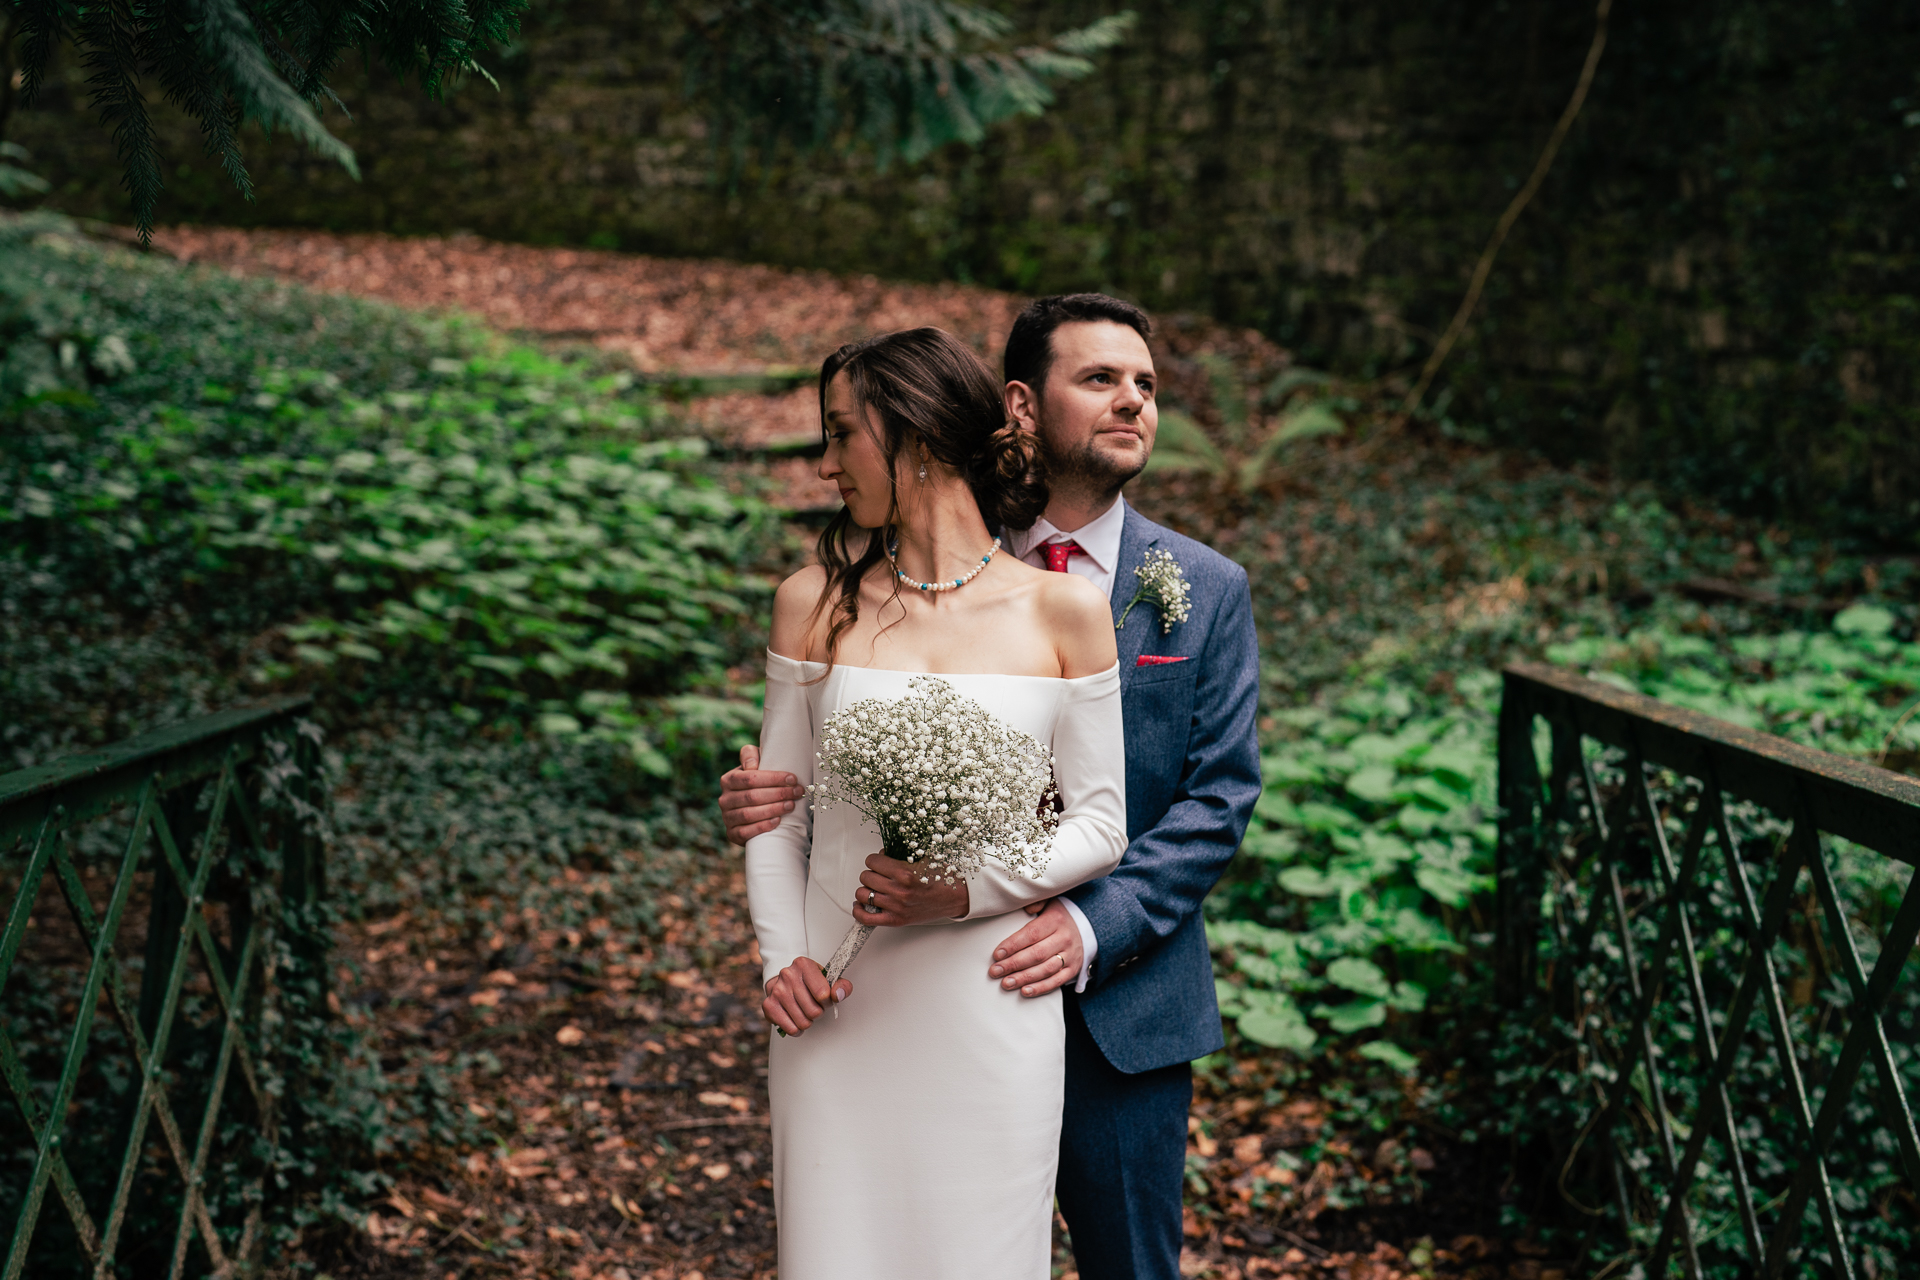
[1004,380,1040,434]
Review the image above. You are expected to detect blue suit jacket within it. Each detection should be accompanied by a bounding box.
[1066,502,1262,1074]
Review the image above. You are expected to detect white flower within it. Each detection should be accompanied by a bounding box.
[807,675,1059,883]
[1116,549,1193,635]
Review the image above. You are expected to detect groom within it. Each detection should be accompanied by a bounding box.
[719,293,1261,1280]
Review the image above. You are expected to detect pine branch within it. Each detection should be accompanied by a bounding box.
[0,11,22,145]
[13,0,74,113]
[681,0,1134,169]
[275,0,373,100]
[79,0,164,234]
[147,0,254,201]
[195,0,357,169]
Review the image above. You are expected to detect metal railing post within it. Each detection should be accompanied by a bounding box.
[1495,671,1545,1005]
[1492,662,1920,1276]
[0,696,319,1275]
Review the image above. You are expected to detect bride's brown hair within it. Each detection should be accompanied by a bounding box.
[810,327,1050,668]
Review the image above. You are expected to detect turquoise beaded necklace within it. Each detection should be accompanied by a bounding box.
[887,536,1003,594]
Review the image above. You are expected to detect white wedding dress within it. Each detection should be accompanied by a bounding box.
[745,653,1127,1280]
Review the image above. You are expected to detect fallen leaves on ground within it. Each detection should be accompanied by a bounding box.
[150,225,1025,376]
[308,863,779,1280]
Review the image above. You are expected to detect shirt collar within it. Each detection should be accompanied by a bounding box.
[1010,496,1127,577]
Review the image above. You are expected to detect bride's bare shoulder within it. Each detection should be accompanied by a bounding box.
[770,566,831,659]
[1036,571,1118,677]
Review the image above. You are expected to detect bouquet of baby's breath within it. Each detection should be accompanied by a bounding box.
[806,675,1059,988]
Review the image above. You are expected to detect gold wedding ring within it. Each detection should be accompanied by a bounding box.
[1055,953,1066,970]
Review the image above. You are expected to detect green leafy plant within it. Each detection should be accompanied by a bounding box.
[1544,603,1920,763]
[0,140,47,197]
[1147,358,1344,495]
[0,214,778,778]
[1209,673,1498,1067]
[0,212,788,1260]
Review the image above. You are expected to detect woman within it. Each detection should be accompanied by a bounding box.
[745,328,1127,1278]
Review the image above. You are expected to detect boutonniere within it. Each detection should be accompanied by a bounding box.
[1117,549,1192,634]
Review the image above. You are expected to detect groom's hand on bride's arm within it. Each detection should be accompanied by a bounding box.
[988,900,1083,997]
[763,956,850,1037]
[854,853,968,926]
[720,745,805,846]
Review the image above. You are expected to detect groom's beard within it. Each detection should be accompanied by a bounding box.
[1044,434,1148,506]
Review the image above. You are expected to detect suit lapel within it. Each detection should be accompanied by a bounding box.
[1111,501,1161,670]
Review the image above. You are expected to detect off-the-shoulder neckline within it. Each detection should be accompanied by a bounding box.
[764,651,1119,683]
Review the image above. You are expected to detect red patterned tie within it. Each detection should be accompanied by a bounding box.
[1044,540,1084,573]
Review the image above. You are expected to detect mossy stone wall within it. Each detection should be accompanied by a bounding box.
[11,1,1917,538]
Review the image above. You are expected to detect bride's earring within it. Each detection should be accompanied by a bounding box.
[919,461,928,483]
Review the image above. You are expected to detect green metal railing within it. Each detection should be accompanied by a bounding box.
[0,696,323,1278]
[1495,662,1920,1278]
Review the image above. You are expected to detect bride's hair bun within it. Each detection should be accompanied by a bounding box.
[818,327,1050,535]
[971,423,1049,531]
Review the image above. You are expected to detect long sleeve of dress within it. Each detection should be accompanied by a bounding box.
[962,662,1128,920]
[745,652,816,988]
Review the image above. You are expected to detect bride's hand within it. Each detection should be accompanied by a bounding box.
[763,957,850,1037]
[855,853,969,926]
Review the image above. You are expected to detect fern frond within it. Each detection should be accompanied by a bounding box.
[0,142,52,196]
[1264,366,1332,405]
[1235,401,1344,491]
[1274,401,1344,444]
[1145,409,1227,476]
[1199,352,1251,445]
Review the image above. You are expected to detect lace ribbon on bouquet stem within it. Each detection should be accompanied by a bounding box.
[822,923,875,1017]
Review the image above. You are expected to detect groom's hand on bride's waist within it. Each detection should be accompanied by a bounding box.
[720,745,805,846]
[855,853,969,926]
[988,900,1084,998]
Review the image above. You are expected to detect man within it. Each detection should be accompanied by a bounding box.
[719,294,1261,1279]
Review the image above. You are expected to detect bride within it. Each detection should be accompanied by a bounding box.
[745,327,1128,1278]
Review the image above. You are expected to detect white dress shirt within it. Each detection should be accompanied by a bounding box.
[1010,495,1126,597]
[1007,497,1129,991]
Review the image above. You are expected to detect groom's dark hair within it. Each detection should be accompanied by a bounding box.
[1003,293,1152,393]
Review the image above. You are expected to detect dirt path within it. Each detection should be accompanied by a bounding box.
[154,226,1026,375]
[153,226,1029,511]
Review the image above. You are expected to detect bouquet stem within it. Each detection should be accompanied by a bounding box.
[823,923,875,1016]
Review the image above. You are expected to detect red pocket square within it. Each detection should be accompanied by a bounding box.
[1135,655,1190,667]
